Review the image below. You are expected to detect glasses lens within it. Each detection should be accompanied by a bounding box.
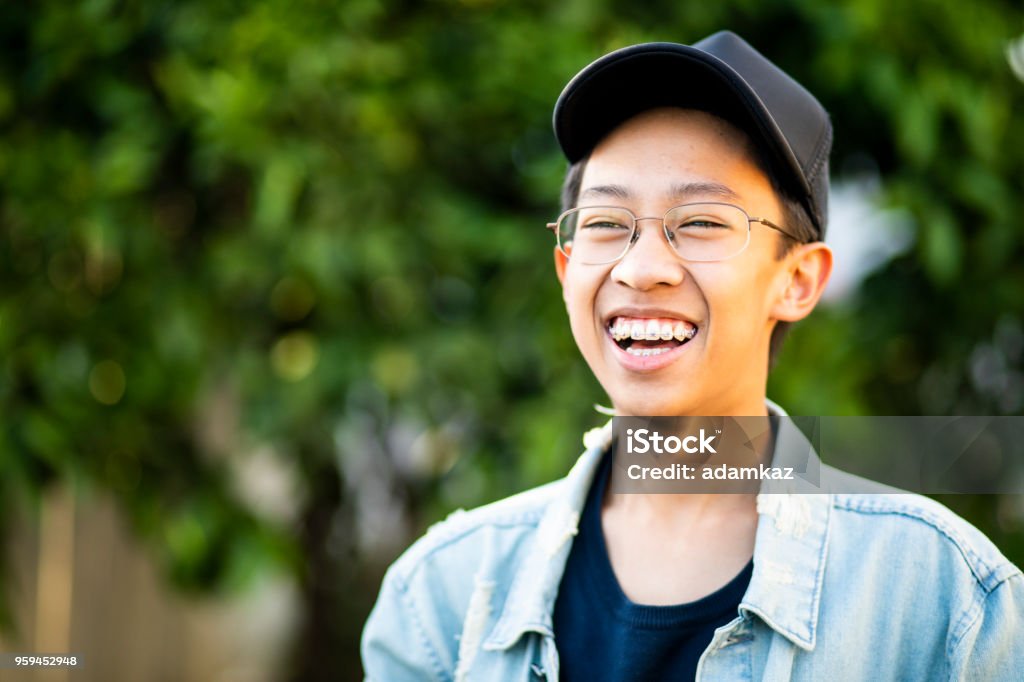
[558,207,634,264]
[664,203,750,261]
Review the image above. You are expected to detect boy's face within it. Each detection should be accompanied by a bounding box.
[555,108,802,416]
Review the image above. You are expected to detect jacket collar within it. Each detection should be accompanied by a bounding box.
[483,403,832,652]
[483,422,610,650]
[741,401,831,650]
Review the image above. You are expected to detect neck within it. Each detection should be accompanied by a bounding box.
[604,489,758,524]
[612,392,772,418]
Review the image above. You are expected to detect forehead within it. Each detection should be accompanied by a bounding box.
[596,107,753,151]
[580,108,770,203]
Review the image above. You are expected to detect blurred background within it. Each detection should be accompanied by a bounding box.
[1,0,1023,680]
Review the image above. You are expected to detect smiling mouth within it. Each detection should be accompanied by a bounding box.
[607,316,699,357]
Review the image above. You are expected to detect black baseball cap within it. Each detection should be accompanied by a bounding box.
[553,31,832,236]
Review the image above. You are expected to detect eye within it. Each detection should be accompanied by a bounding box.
[665,204,745,241]
[678,217,729,230]
[582,218,631,230]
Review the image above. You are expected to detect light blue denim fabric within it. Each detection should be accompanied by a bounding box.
[362,405,1024,681]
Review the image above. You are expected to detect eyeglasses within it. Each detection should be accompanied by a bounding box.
[546,202,796,265]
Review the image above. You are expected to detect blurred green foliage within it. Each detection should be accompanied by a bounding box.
[2,0,1023,679]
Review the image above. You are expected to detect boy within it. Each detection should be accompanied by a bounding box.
[362,31,1022,680]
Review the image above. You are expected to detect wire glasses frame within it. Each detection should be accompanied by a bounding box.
[545,202,797,265]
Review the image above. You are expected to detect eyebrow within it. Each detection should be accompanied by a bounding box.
[670,181,740,201]
[579,184,631,201]
[578,181,740,203]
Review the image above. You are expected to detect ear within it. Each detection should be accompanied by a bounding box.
[554,245,568,285]
[772,242,833,322]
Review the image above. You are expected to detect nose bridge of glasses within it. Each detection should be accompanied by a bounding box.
[633,214,678,247]
[622,214,680,260]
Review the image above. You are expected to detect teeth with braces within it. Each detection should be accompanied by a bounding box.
[625,346,673,357]
[609,317,697,342]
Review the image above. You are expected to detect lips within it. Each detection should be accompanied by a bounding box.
[605,314,699,357]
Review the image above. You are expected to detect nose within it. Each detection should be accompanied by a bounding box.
[609,217,686,290]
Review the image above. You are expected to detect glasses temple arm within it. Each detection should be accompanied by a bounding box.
[752,217,799,241]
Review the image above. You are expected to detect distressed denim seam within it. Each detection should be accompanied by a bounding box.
[947,572,1023,670]
[829,502,1006,590]
[392,572,450,682]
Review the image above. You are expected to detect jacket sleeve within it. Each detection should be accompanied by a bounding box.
[949,573,1024,681]
[361,565,451,682]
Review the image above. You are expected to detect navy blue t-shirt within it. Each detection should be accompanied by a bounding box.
[553,451,753,681]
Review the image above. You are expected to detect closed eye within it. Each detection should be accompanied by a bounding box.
[677,219,730,230]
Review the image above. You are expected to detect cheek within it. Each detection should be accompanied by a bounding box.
[560,272,586,326]
[698,265,778,328]
[562,265,602,310]
[562,268,608,349]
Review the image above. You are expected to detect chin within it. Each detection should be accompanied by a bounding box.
[608,393,692,417]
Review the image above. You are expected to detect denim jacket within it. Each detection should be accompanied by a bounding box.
[362,405,1024,681]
